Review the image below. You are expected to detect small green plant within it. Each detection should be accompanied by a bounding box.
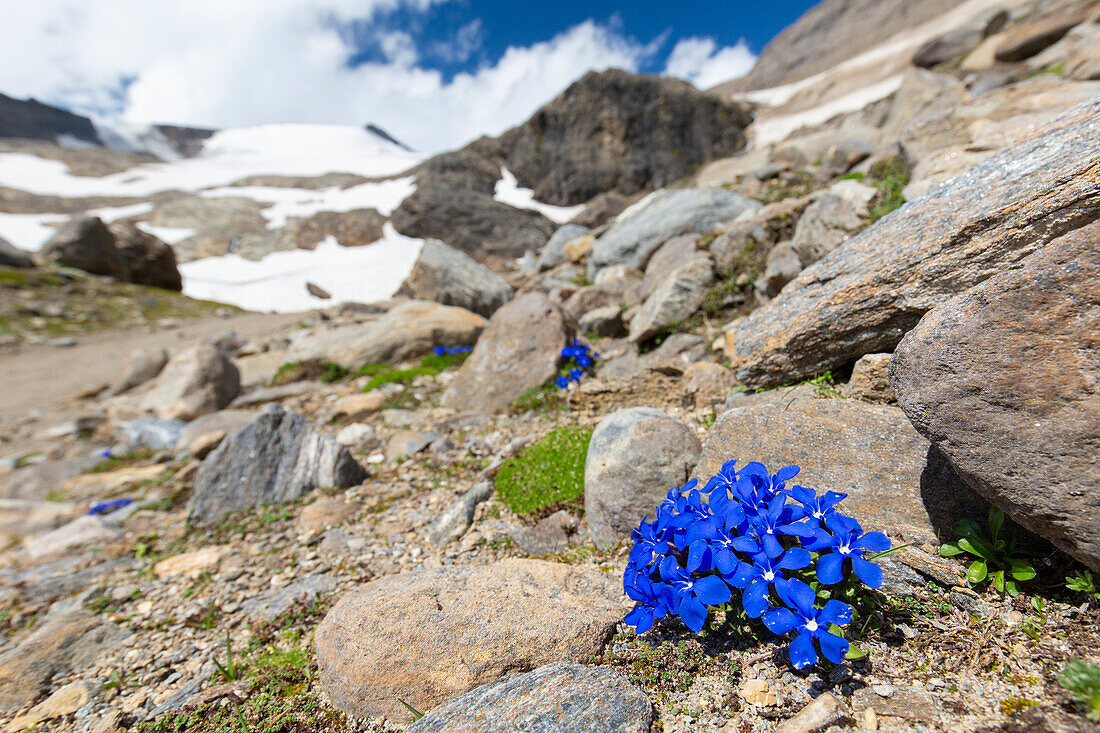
[362,365,437,392]
[1058,659,1100,720]
[511,384,566,414]
[940,507,1036,595]
[398,699,425,721]
[494,426,593,517]
[865,156,909,223]
[359,351,468,393]
[319,361,347,383]
[1066,569,1100,600]
[213,631,240,682]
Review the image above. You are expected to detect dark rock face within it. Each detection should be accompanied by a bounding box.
[442,292,570,412]
[0,236,34,269]
[390,184,555,262]
[407,662,654,733]
[396,239,514,317]
[40,217,127,279]
[315,559,624,722]
[892,222,1100,570]
[108,221,182,291]
[698,394,989,547]
[0,92,102,146]
[730,98,1100,387]
[499,70,752,206]
[911,9,1008,68]
[188,404,367,524]
[285,208,385,249]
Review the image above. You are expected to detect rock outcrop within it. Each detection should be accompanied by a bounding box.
[730,98,1100,387]
[891,222,1100,570]
[396,240,514,317]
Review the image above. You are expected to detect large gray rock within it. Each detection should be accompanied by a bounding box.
[500,69,752,206]
[286,300,486,370]
[187,404,367,524]
[107,221,182,291]
[407,662,653,733]
[0,236,34,269]
[283,208,385,249]
[442,293,570,412]
[585,408,702,547]
[911,8,1007,68]
[140,343,240,421]
[640,234,698,299]
[598,333,706,381]
[730,98,1100,387]
[789,194,863,267]
[110,347,168,396]
[698,394,988,547]
[40,217,126,279]
[396,240,513,317]
[891,222,1100,570]
[588,188,759,277]
[628,254,715,342]
[315,559,624,722]
[538,224,590,270]
[755,242,803,299]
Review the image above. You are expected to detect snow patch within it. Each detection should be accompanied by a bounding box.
[0,213,64,251]
[751,75,905,147]
[84,202,156,222]
[135,224,197,245]
[179,223,422,313]
[494,168,585,224]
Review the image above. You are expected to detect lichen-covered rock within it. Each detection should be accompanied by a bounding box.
[442,293,570,412]
[187,404,366,524]
[315,559,624,722]
[396,239,513,317]
[585,408,701,546]
[891,222,1100,569]
[407,662,653,733]
[730,98,1100,387]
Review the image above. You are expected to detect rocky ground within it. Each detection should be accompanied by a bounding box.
[1,0,1099,731]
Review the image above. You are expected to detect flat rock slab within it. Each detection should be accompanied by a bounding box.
[407,662,653,733]
[892,222,1100,570]
[698,396,988,547]
[315,559,625,722]
[730,97,1100,387]
[442,292,570,412]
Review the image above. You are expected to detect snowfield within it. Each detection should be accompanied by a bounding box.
[494,168,585,224]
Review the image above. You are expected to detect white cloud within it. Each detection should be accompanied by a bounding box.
[664,37,756,89]
[0,2,736,153]
[430,19,485,63]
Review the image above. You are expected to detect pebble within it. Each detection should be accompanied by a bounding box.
[872,684,894,697]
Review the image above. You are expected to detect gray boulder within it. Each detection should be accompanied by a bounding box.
[108,221,182,291]
[755,242,802,299]
[123,418,186,450]
[442,293,570,412]
[283,208,385,249]
[789,194,863,267]
[40,217,126,279]
[912,8,1007,68]
[408,662,653,733]
[730,97,1100,387]
[396,240,513,317]
[599,333,706,381]
[698,394,987,547]
[286,300,486,371]
[110,347,169,395]
[578,305,626,338]
[585,408,701,547]
[188,404,367,524]
[628,254,715,342]
[891,222,1100,570]
[538,224,589,270]
[844,353,895,403]
[641,234,699,299]
[0,236,34,269]
[588,188,759,277]
[141,343,240,421]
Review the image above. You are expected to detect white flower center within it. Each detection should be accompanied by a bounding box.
[804,619,819,632]
[839,545,851,555]
[763,571,775,582]
[813,510,823,519]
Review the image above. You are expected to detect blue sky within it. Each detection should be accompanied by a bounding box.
[0,1,819,152]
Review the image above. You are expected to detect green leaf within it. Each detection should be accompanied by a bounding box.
[398,699,425,721]
[1010,560,1037,581]
[962,535,996,560]
[989,507,1004,540]
[992,570,1005,593]
[952,519,983,541]
[846,644,868,660]
[939,543,964,557]
[968,560,988,585]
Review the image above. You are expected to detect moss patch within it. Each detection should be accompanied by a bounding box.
[495,426,592,517]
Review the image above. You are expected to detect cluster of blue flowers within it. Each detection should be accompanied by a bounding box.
[624,460,890,669]
[431,345,472,356]
[88,498,133,516]
[556,339,599,388]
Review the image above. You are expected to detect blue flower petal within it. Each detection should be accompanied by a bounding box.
[742,580,771,618]
[679,595,708,633]
[762,607,799,634]
[727,560,757,588]
[818,599,854,627]
[775,578,816,616]
[851,555,884,589]
[817,629,850,665]
[775,465,800,482]
[853,531,891,553]
[788,631,818,669]
[625,605,655,634]
[686,539,709,572]
[693,574,732,605]
[778,547,812,570]
[816,552,845,585]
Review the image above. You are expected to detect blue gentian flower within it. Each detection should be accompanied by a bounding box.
[787,485,847,524]
[624,569,670,634]
[555,375,569,389]
[741,493,816,558]
[728,548,812,618]
[88,498,133,516]
[762,578,853,668]
[432,345,447,356]
[657,555,731,633]
[629,513,671,570]
[808,513,890,588]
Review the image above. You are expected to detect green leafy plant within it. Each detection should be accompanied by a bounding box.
[1066,569,1100,600]
[940,507,1036,595]
[359,351,468,392]
[213,631,240,682]
[1058,659,1100,720]
[494,426,592,517]
[318,361,348,383]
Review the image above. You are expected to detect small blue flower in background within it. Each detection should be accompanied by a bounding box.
[88,498,133,516]
[432,345,472,356]
[762,578,853,668]
[98,448,113,459]
[622,458,891,670]
[556,338,598,389]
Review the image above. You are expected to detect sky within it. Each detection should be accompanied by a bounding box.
[0,1,819,153]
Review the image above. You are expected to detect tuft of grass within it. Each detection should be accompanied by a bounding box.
[318,362,347,383]
[270,360,347,386]
[91,448,156,473]
[360,351,469,392]
[1059,659,1100,720]
[865,156,910,223]
[495,426,592,517]
[362,365,438,392]
[511,384,566,414]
